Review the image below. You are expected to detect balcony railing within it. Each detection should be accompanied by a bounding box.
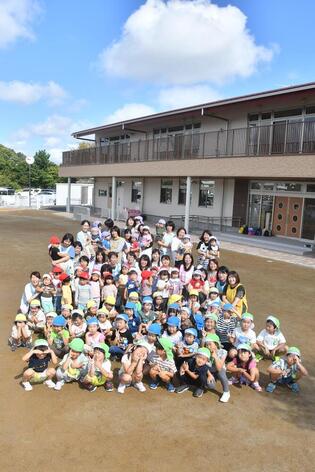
[62,120,315,166]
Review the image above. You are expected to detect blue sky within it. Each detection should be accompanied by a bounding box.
[0,0,314,163]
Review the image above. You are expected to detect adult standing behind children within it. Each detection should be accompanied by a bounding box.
[20,271,41,314]
[157,221,175,259]
[76,220,91,251]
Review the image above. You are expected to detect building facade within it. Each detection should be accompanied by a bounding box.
[59,83,315,240]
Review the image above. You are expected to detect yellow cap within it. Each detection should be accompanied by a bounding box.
[128,291,139,299]
[30,299,41,307]
[189,289,199,297]
[87,299,98,309]
[61,304,73,311]
[168,294,182,305]
[15,313,27,322]
[104,295,116,305]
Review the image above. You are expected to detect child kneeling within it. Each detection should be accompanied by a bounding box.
[266,346,308,393]
[22,339,57,391]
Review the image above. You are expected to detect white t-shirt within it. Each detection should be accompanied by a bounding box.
[11,324,32,339]
[232,327,256,348]
[161,330,182,346]
[257,329,286,350]
[20,283,38,314]
[70,321,87,338]
[27,309,46,326]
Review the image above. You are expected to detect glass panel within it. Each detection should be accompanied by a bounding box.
[307,184,315,192]
[199,180,215,207]
[248,113,259,122]
[276,183,302,192]
[261,112,271,120]
[274,108,302,118]
[248,194,261,227]
[302,198,315,239]
[303,119,315,152]
[160,188,172,204]
[161,179,173,186]
[260,195,274,230]
[263,182,275,191]
[251,182,261,190]
[131,181,142,203]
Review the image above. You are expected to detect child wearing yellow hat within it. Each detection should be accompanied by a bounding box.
[9,314,32,351]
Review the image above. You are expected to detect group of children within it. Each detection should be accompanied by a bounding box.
[10,216,308,399]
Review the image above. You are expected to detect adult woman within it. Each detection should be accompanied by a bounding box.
[196,230,212,269]
[110,226,127,262]
[158,220,175,259]
[51,233,75,274]
[125,216,136,234]
[222,270,248,317]
[171,227,187,267]
[179,253,195,299]
[19,271,41,314]
[76,220,91,250]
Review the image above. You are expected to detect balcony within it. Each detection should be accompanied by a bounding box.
[62,120,315,167]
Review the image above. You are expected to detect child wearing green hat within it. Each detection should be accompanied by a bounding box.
[266,347,308,393]
[227,344,262,392]
[54,338,88,390]
[256,315,288,362]
[80,343,113,392]
[149,338,177,392]
[204,333,230,403]
[228,313,257,360]
[21,339,58,391]
[176,348,213,398]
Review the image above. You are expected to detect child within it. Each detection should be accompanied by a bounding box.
[139,297,156,333]
[155,218,166,242]
[139,226,153,257]
[156,269,170,304]
[47,315,70,358]
[141,270,154,298]
[109,314,133,360]
[75,272,91,311]
[162,316,183,346]
[54,338,88,390]
[204,287,221,309]
[90,270,102,308]
[204,333,230,403]
[201,313,218,343]
[168,268,182,296]
[227,344,262,391]
[153,291,166,313]
[117,341,151,393]
[103,295,118,321]
[228,313,257,359]
[27,299,46,333]
[176,348,213,398]
[124,269,140,301]
[125,302,141,335]
[148,338,177,392]
[44,311,56,339]
[175,328,199,367]
[59,273,73,306]
[51,266,63,313]
[80,343,114,392]
[101,274,118,304]
[117,264,129,307]
[179,307,194,331]
[266,347,308,393]
[85,317,105,352]
[216,303,239,352]
[9,314,32,351]
[85,299,99,319]
[182,234,193,254]
[256,315,288,362]
[68,309,87,339]
[137,323,161,351]
[208,237,220,259]
[38,273,56,314]
[21,339,58,391]
[97,307,112,338]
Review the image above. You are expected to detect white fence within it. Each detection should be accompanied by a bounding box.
[0,193,56,208]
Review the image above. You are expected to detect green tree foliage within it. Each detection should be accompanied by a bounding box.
[0,145,66,189]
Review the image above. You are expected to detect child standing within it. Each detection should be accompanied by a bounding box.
[204,333,230,403]
[59,273,73,306]
[38,274,56,314]
[90,270,102,308]
[21,339,58,391]
[75,272,91,311]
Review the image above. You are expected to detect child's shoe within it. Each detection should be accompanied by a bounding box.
[117,383,126,394]
[175,384,189,394]
[104,381,114,392]
[25,342,33,349]
[193,388,204,398]
[134,381,146,392]
[44,379,56,389]
[22,381,33,391]
[86,384,97,392]
[287,382,300,393]
[251,381,262,392]
[149,381,159,390]
[54,380,65,391]
[167,383,175,393]
[266,382,277,393]
[219,391,231,403]
[228,376,239,385]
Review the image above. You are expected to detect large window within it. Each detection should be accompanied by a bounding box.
[199,180,215,207]
[178,178,186,205]
[160,179,173,204]
[131,181,142,203]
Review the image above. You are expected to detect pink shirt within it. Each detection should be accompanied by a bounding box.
[179,265,194,285]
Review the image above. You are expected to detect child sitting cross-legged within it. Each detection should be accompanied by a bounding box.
[21,339,58,391]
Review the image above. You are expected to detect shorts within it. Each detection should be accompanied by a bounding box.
[31,370,48,383]
[87,374,106,387]
[277,375,295,385]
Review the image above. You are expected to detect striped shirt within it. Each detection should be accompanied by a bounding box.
[148,353,177,373]
[216,314,238,344]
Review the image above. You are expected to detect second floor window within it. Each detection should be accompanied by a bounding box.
[160,179,173,204]
[199,180,215,207]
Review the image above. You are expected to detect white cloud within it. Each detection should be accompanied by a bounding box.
[0,0,40,48]
[46,145,76,165]
[0,80,67,105]
[158,85,221,109]
[100,0,274,85]
[104,103,156,124]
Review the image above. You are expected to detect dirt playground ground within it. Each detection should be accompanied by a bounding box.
[0,210,314,472]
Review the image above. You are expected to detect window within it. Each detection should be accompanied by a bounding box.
[251,182,261,190]
[276,182,302,192]
[160,179,173,204]
[307,184,315,192]
[178,178,187,205]
[263,182,275,191]
[199,180,215,207]
[274,108,302,119]
[98,189,107,197]
[131,181,142,203]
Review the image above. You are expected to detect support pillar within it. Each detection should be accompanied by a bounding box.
[184,176,191,232]
[111,176,117,220]
[66,177,71,213]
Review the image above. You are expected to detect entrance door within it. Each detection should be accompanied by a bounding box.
[302,198,315,240]
[272,196,288,235]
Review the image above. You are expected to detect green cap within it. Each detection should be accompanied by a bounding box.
[196,347,211,359]
[94,342,110,359]
[204,333,221,347]
[69,338,84,353]
[204,313,218,322]
[266,315,280,329]
[157,338,174,360]
[237,343,252,352]
[34,339,48,348]
[242,312,254,321]
[287,346,301,358]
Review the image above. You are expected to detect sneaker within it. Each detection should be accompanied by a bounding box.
[25,342,33,349]
[287,382,300,393]
[149,381,159,390]
[54,380,65,391]
[44,379,56,389]
[228,376,240,385]
[266,382,277,393]
[117,383,126,394]
[134,381,146,392]
[193,388,204,398]
[22,381,33,391]
[219,391,231,403]
[104,381,114,392]
[251,381,262,392]
[167,383,175,393]
[85,384,97,392]
[175,384,189,394]
[255,353,264,362]
[10,344,17,352]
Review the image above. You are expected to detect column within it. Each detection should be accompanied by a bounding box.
[111,176,117,220]
[66,177,71,213]
[184,176,191,232]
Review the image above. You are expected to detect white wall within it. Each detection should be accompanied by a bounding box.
[56,183,93,206]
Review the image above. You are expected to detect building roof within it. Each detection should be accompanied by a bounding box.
[72,82,315,138]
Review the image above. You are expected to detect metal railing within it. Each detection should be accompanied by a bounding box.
[169,215,243,233]
[62,120,315,166]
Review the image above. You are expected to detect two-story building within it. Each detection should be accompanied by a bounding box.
[60,82,315,240]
